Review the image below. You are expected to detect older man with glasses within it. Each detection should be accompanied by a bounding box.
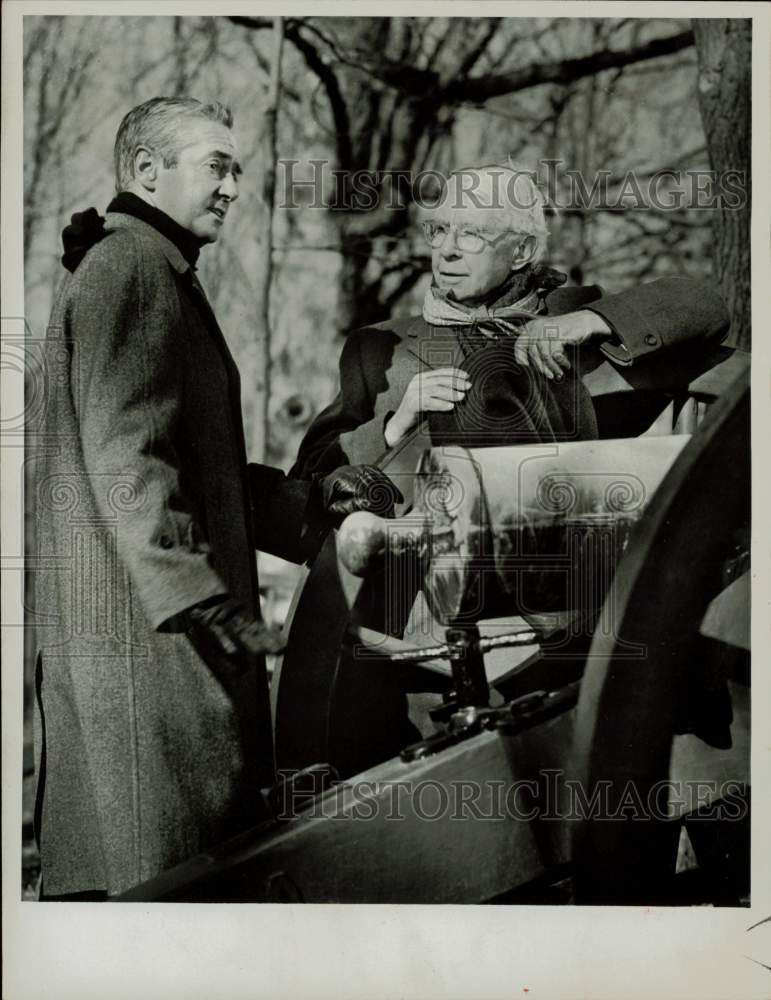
[284,164,732,778]
[291,164,730,476]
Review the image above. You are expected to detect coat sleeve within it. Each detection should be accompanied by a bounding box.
[247,464,328,565]
[72,233,227,631]
[289,330,391,478]
[582,276,730,366]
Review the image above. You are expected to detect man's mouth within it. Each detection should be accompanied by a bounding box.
[209,205,227,221]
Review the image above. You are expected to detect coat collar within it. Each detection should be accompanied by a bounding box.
[404,314,434,339]
[104,212,192,275]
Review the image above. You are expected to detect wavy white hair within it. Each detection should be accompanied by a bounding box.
[423,163,550,263]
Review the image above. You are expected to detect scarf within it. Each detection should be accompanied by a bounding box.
[61,192,205,273]
[422,263,567,343]
[421,262,597,446]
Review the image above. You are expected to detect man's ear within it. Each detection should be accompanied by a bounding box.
[133,145,158,191]
[511,234,537,270]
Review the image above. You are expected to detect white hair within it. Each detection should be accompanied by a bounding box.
[423,162,550,263]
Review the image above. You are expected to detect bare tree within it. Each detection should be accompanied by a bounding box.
[230,16,700,335]
[22,14,744,469]
[692,19,751,350]
[171,17,189,95]
[253,17,285,461]
[23,17,105,266]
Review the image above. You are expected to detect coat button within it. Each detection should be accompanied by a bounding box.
[644,334,659,346]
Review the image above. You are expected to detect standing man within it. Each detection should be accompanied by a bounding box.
[291,165,730,476]
[32,97,397,899]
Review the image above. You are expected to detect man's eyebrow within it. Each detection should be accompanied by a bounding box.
[425,217,491,233]
[206,150,243,175]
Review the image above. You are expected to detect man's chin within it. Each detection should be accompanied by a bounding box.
[434,278,463,300]
[438,281,472,302]
[192,219,223,244]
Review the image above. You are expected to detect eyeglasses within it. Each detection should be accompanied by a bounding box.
[421,221,511,253]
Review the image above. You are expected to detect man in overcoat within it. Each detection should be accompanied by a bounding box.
[31,96,396,899]
[291,166,730,476]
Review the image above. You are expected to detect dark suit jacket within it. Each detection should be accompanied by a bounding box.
[291,277,730,477]
[32,212,316,895]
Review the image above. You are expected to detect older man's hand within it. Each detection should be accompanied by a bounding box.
[514,310,612,380]
[385,367,471,446]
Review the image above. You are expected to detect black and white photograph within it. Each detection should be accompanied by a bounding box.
[2,2,769,997]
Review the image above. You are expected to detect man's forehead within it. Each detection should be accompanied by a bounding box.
[447,170,527,207]
[428,171,529,228]
[175,118,238,157]
[431,203,507,230]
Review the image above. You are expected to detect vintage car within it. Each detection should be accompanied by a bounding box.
[120,345,750,905]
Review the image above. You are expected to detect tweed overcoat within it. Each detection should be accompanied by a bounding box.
[32,212,314,896]
[291,277,730,477]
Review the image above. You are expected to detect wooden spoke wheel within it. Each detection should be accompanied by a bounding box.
[571,373,749,903]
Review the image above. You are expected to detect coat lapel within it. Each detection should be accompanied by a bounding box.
[108,214,243,392]
[393,315,465,378]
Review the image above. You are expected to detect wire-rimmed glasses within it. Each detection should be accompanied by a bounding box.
[421,220,511,253]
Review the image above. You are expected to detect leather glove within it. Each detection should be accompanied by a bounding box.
[317,465,403,521]
[188,596,285,674]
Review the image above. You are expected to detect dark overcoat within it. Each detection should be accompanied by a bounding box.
[32,212,313,896]
[291,278,730,476]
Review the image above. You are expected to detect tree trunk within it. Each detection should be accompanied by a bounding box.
[692,19,752,350]
[254,16,284,461]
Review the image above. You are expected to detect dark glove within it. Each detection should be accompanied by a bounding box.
[188,596,285,674]
[317,465,403,521]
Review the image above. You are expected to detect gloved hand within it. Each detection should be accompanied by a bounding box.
[188,596,285,675]
[317,465,404,521]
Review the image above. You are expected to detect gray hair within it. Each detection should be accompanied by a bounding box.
[113,97,234,191]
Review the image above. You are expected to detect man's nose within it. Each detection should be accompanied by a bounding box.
[439,228,460,256]
[218,172,239,201]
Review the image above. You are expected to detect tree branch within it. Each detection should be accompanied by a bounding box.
[450,18,502,81]
[230,16,355,171]
[228,15,277,31]
[443,29,694,104]
[278,26,693,107]
[380,263,428,312]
